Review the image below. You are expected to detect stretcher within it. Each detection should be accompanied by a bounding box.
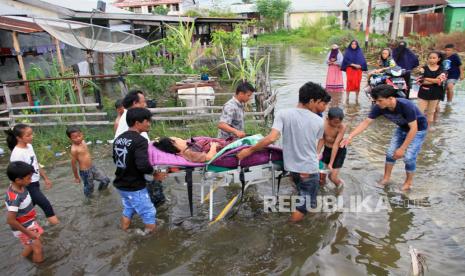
[148,136,285,222]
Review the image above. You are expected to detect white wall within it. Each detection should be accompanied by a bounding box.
[2,0,61,17]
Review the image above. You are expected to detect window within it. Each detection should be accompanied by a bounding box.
[148,6,153,13]
[173,4,179,11]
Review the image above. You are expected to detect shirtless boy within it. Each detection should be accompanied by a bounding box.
[67,126,110,197]
[321,107,347,187]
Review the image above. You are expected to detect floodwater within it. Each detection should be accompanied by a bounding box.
[1,46,465,275]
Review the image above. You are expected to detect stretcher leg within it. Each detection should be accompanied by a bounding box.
[209,184,214,221]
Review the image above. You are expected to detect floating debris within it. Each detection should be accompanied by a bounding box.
[409,245,427,276]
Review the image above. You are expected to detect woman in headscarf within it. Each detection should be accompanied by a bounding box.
[341,40,368,103]
[325,44,344,93]
[367,48,397,80]
[392,41,419,98]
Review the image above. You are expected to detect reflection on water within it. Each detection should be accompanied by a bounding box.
[1,46,465,275]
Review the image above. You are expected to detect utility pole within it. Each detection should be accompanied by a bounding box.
[391,0,401,40]
[365,0,372,49]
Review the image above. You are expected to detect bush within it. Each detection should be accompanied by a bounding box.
[433,31,465,52]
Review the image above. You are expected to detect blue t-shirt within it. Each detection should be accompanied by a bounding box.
[368,98,428,131]
[446,53,462,80]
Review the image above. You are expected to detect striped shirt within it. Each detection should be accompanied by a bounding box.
[5,186,36,229]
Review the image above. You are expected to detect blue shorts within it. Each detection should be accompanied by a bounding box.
[117,188,156,225]
[291,172,320,213]
[446,79,458,86]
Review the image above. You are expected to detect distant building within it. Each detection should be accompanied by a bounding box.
[445,0,465,33]
[348,0,448,37]
[113,0,182,15]
[284,0,349,30]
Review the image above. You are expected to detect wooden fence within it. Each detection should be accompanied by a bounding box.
[0,73,276,129]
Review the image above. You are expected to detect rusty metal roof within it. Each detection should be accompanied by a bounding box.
[386,0,447,7]
[114,0,181,8]
[0,16,43,33]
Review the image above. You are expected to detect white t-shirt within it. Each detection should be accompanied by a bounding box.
[114,109,149,141]
[10,144,40,182]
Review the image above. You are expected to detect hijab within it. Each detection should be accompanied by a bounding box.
[341,40,368,71]
[392,41,419,70]
[329,44,339,60]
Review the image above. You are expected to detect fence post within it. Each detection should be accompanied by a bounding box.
[118,75,128,96]
[74,76,87,121]
[3,85,14,127]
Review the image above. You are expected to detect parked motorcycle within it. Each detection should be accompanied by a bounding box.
[364,66,409,99]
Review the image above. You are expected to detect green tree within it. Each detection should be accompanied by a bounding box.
[153,6,169,15]
[256,0,291,31]
[152,6,169,15]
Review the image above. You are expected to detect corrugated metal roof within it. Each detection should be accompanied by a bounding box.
[386,0,447,7]
[16,0,130,14]
[114,0,181,8]
[0,16,43,33]
[290,0,349,12]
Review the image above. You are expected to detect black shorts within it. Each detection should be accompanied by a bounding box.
[321,146,347,169]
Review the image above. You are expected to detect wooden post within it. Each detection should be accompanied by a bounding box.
[118,76,128,96]
[74,75,86,119]
[364,0,373,49]
[391,0,402,40]
[53,37,65,74]
[12,31,33,106]
[3,85,14,126]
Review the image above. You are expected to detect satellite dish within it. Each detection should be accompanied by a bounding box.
[33,17,149,107]
[33,17,149,53]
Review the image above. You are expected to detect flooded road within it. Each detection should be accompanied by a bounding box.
[1,46,465,275]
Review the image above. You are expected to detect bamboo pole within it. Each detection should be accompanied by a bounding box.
[12,31,33,106]
[219,42,231,79]
[53,37,65,74]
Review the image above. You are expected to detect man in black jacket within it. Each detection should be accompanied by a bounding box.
[113,108,159,233]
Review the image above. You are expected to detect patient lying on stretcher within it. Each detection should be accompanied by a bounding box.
[153,137,230,163]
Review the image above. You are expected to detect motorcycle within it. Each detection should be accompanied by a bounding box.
[364,66,409,99]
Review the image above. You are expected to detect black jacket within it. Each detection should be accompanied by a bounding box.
[113,130,153,191]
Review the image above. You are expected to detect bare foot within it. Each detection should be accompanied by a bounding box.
[335,179,345,189]
[376,178,390,188]
[401,182,412,191]
[289,211,305,223]
[21,247,33,258]
[47,216,59,225]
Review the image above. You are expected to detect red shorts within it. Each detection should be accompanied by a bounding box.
[13,221,44,246]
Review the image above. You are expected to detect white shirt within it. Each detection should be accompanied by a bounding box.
[114,109,149,141]
[10,144,40,182]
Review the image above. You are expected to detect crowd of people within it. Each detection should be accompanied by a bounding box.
[325,40,464,112]
[3,40,463,264]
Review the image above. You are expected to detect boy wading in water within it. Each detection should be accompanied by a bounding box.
[67,126,110,197]
[238,82,330,222]
[5,161,44,263]
[321,107,347,188]
[341,85,428,191]
[113,108,166,234]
